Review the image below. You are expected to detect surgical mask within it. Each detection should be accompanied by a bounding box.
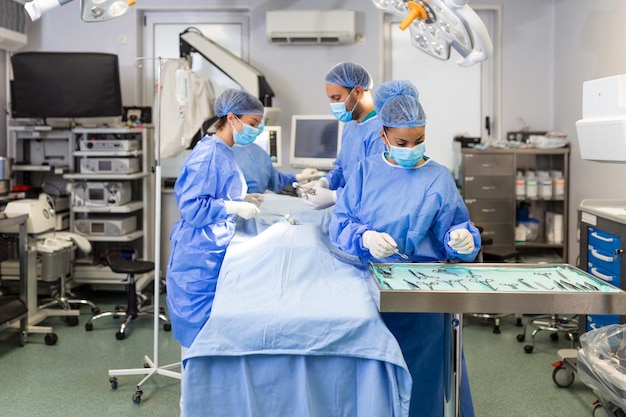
[329,88,358,122]
[232,117,264,146]
[384,132,426,168]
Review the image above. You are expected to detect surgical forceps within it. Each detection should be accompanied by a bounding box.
[394,248,409,259]
[470,278,497,291]
[292,182,316,198]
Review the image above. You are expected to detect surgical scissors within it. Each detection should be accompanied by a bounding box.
[292,182,316,197]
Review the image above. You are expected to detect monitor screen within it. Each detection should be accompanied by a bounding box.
[289,115,342,169]
[10,52,123,120]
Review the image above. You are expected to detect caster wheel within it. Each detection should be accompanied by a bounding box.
[66,316,79,326]
[109,377,118,389]
[92,307,101,315]
[116,331,126,340]
[550,333,559,341]
[143,362,150,368]
[132,390,143,404]
[44,333,58,346]
[593,404,611,417]
[164,323,172,332]
[524,345,534,353]
[516,334,525,342]
[19,331,27,347]
[85,322,93,331]
[552,366,575,388]
[493,326,501,334]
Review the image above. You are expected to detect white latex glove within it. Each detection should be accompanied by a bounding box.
[295,168,323,182]
[447,229,475,254]
[300,177,329,192]
[224,201,260,219]
[244,193,264,207]
[362,230,397,259]
[301,185,336,210]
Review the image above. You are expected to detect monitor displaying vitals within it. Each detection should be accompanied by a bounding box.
[254,126,282,167]
[289,115,342,169]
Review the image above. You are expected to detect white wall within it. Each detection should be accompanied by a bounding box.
[5,0,623,263]
[553,0,626,265]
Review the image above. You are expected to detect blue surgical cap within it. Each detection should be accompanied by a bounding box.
[214,88,264,117]
[325,62,373,90]
[375,80,426,128]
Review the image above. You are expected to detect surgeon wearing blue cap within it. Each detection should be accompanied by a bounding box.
[166,88,265,349]
[329,80,480,417]
[301,62,386,209]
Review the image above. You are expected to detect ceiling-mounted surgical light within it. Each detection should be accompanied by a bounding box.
[23,0,135,22]
[371,0,492,67]
[81,0,135,22]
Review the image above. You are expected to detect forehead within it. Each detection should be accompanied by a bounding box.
[386,126,425,137]
[325,82,350,97]
[240,114,263,122]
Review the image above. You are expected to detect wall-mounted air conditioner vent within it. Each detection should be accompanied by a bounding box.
[0,0,28,51]
[266,10,357,45]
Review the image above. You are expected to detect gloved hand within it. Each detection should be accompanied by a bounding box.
[300,177,329,192]
[244,193,264,207]
[362,230,397,259]
[224,201,260,219]
[295,168,323,182]
[301,185,336,210]
[447,229,475,254]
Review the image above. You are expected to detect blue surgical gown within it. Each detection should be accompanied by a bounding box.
[329,153,480,417]
[166,134,247,348]
[323,113,385,198]
[232,143,296,193]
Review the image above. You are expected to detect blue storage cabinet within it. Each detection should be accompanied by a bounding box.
[578,201,626,332]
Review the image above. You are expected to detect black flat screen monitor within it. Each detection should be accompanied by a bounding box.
[10,52,123,120]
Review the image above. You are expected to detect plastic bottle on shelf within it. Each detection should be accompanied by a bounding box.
[525,170,537,199]
[552,171,565,198]
[515,171,526,198]
[538,170,553,199]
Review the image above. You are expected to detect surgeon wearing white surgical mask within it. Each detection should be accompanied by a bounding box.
[300,62,386,210]
[329,80,480,417]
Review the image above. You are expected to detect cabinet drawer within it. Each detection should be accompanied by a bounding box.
[588,244,621,275]
[463,176,513,199]
[465,199,514,222]
[477,222,514,246]
[463,154,514,176]
[587,262,620,287]
[588,227,621,253]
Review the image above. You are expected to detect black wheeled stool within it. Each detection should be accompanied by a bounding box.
[85,253,172,340]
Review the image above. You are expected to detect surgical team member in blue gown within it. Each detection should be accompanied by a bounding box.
[166,89,265,349]
[302,62,386,209]
[232,143,322,194]
[329,80,481,417]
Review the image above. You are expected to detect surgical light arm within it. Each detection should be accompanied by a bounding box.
[179,29,275,107]
[372,0,493,67]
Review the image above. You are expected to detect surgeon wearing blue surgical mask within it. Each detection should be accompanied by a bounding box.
[167,88,265,352]
[300,62,386,210]
[329,80,480,417]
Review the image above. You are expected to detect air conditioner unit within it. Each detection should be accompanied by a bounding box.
[266,10,357,45]
[0,0,28,51]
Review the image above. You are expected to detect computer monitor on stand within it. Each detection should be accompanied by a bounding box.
[289,115,342,170]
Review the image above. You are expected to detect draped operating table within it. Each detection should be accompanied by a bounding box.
[182,194,626,417]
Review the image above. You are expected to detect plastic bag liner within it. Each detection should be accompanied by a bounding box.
[577,324,626,410]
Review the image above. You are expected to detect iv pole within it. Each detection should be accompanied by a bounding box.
[107,56,181,404]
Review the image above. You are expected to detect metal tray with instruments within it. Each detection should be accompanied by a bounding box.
[368,263,626,315]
